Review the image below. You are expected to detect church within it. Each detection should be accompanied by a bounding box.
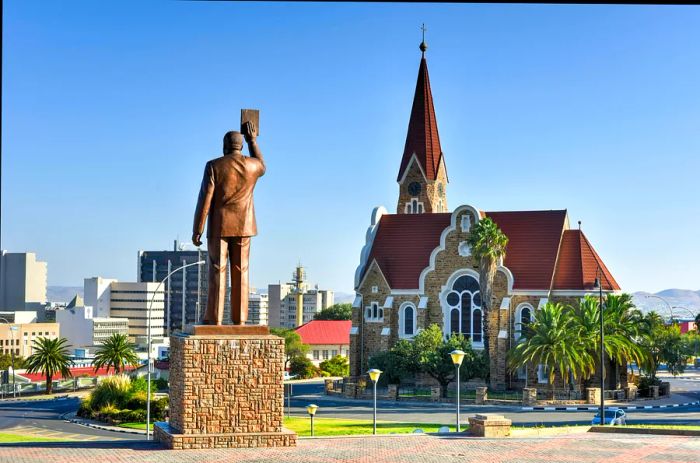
[349,39,622,391]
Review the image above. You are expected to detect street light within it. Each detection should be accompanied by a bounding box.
[0,318,18,398]
[306,404,318,436]
[368,368,382,435]
[450,349,466,432]
[593,270,605,425]
[645,295,675,323]
[146,259,205,441]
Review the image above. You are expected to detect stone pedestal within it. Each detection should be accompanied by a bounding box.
[586,387,601,405]
[625,385,637,401]
[430,386,442,402]
[650,385,660,399]
[522,388,537,406]
[387,384,398,399]
[475,387,488,405]
[154,328,297,449]
[468,414,512,437]
[660,382,670,397]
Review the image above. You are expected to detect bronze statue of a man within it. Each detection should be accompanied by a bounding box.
[192,121,265,325]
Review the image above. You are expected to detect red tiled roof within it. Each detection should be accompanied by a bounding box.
[365,213,451,288]
[485,210,567,290]
[17,365,136,382]
[295,320,351,346]
[397,56,443,182]
[553,230,619,290]
[359,210,620,291]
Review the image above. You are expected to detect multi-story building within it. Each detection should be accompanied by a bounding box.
[247,293,269,326]
[109,282,165,345]
[278,288,334,329]
[267,283,293,328]
[0,311,38,324]
[0,322,59,358]
[55,301,129,350]
[0,251,47,313]
[137,242,230,333]
[84,277,117,318]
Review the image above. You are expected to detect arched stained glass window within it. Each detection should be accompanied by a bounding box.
[461,293,471,335]
[444,274,482,345]
[473,309,483,343]
[404,306,414,336]
[450,308,460,335]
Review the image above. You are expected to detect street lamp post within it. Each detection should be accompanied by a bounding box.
[645,294,675,323]
[0,318,18,398]
[450,350,466,432]
[306,404,318,436]
[368,369,382,435]
[146,260,205,441]
[594,270,605,425]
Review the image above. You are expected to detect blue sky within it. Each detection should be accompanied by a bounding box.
[3,2,699,294]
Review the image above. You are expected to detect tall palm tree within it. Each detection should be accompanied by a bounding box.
[24,337,73,394]
[508,302,593,398]
[466,217,508,382]
[92,333,139,374]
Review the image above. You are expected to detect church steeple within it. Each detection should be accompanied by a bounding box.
[397,29,448,214]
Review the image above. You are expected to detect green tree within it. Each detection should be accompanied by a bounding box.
[466,217,508,383]
[0,354,25,371]
[92,333,139,375]
[508,303,592,398]
[413,324,488,398]
[314,303,352,320]
[695,312,700,333]
[24,337,73,394]
[319,355,350,377]
[638,311,666,380]
[289,355,318,379]
[658,324,692,376]
[270,328,310,370]
[368,339,420,398]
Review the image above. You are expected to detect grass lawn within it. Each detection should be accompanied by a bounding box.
[0,432,64,443]
[624,424,700,431]
[283,416,455,436]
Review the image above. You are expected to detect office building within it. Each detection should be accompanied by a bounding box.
[0,322,59,358]
[0,251,47,313]
[55,302,129,350]
[267,283,293,328]
[109,282,165,345]
[247,293,268,326]
[84,277,117,318]
[137,241,230,333]
[279,288,334,329]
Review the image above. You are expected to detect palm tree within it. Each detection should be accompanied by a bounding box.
[508,302,593,399]
[24,337,73,394]
[92,333,139,374]
[466,217,508,382]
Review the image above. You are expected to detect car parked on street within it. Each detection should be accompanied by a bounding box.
[591,408,627,426]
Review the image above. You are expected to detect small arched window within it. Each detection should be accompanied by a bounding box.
[515,304,533,341]
[400,302,417,338]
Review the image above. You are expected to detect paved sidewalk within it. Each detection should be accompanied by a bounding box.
[1,432,699,462]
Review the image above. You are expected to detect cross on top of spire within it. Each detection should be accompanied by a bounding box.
[420,23,428,54]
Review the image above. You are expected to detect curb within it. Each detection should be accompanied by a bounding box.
[521,399,700,412]
[588,426,700,437]
[0,395,72,405]
[68,418,147,435]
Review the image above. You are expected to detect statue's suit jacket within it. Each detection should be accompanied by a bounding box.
[193,149,266,238]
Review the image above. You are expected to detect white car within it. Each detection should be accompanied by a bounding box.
[591,408,626,426]
[283,372,297,381]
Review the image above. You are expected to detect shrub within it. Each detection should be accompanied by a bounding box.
[637,375,662,397]
[77,397,94,418]
[151,397,169,421]
[124,409,146,423]
[319,355,349,377]
[90,375,132,410]
[155,377,168,390]
[289,356,318,379]
[125,390,148,410]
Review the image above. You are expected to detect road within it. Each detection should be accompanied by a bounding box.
[0,397,143,441]
[0,374,698,441]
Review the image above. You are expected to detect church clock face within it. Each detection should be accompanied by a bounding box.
[408,182,422,196]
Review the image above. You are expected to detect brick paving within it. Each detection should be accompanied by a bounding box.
[1,432,700,463]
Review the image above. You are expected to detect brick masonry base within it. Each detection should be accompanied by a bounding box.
[155,333,297,449]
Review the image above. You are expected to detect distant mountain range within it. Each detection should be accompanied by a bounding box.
[631,289,700,319]
[46,286,698,317]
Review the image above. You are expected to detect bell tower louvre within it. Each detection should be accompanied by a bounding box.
[396,33,448,215]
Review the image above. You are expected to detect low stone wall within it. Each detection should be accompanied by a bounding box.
[468,414,512,438]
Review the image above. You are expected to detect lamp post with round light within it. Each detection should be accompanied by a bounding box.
[450,349,466,432]
[306,404,318,436]
[368,368,382,435]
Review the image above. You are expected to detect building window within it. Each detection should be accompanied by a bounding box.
[516,365,527,380]
[322,350,329,360]
[515,304,533,341]
[444,274,483,347]
[365,302,383,322]
[399,302,417,338]
[313,350,319,360]
[332,350,338,357]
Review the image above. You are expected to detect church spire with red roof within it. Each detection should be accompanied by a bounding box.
[397,26,448,215]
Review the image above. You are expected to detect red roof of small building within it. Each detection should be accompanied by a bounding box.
[18,365,136,382]
[295,320,351,346]
[360,210,620,291]
[397,55,443,182]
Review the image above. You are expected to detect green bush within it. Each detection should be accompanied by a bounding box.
[151,397,169,421]
[319,355,349,377]
[90,375,132,410]
[124,409,146,422]
[289,356,319,379]
[155,377,168,390]
[637,375,662,397]
[125,390,148,410]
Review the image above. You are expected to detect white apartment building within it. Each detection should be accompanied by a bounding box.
[84,277,117,318]
[109,282,165,344]
[0,251,47,313]
[267,283,293,328]
[55,304,129,350]
[247,293,269,326]
[278,289,334,329]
